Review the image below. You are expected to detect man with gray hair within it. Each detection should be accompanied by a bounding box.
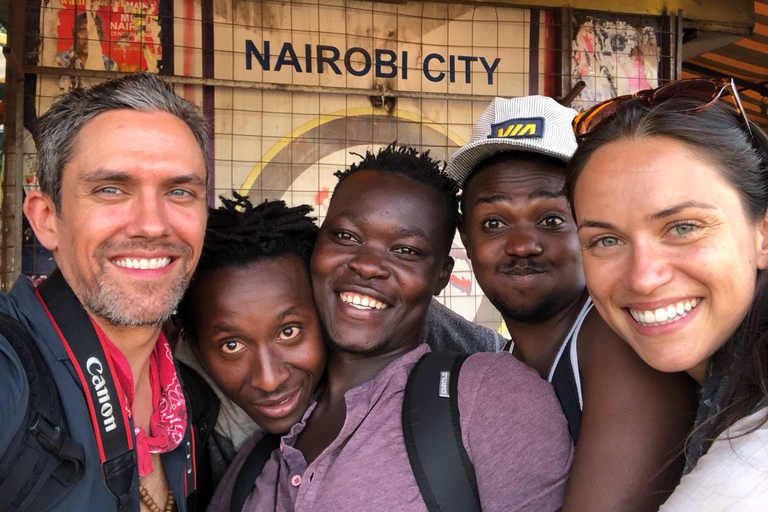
[0,73,208,511]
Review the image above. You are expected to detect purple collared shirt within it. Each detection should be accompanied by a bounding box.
[210,345,573,512]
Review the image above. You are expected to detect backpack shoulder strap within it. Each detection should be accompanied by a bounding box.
[402,351,481,512]
[230,433,281,512]
[0,311,85,512]
[178,361,219,509]
[178,361,220,455]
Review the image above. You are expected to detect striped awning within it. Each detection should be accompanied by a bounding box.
[683,0,768,131]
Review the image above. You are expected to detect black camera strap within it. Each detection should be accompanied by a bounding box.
[37,269,136,511]
[36,269,208,511]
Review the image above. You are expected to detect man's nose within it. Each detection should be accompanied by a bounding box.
[347,245,391,280]
[250,349,290,394]
[126,193,170,239]
[504,225,544,258]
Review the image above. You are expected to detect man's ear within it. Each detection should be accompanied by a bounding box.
[23,190,60,251]
[434,256,455,296]
[756,211,768,270]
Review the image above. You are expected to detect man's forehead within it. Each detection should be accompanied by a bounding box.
[327,172,448,239]
[334,171,443,209]
[73,109,200,152]
[469,162,566,198]
[62,110,206,183]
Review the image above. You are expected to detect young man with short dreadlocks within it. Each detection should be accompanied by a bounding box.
[174,194,326,508]
[210,144,573,512]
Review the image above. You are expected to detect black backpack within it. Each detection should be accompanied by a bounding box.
[230,351,482,512]
[178,361,221,510]
[0,312,85,512]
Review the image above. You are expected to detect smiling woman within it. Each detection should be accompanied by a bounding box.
[565,78,768,511]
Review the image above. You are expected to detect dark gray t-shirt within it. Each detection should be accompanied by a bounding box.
[422,299,505,353]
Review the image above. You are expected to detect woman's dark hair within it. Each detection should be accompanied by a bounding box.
[176,192,319,344]
[564,96,768,464]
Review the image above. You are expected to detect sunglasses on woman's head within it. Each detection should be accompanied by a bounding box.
[572,77,753,141]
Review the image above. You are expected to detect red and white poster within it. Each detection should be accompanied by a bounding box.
[52,0,162,74]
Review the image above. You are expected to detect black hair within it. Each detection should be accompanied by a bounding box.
[460,151,566,215]
[176,192,318,344]
[564,96,768,463]
[334,143,460,255]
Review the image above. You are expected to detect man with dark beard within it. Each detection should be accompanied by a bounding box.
[447,96,698,511]
[0,73,208,511]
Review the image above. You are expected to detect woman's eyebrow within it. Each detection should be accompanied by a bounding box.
[577,219,614,231]
[648,200,719,221]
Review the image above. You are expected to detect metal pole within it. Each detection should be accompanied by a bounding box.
[23,64,504,103]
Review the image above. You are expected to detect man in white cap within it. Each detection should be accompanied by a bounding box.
[447,96,698,511]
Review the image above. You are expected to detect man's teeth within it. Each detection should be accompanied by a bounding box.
[629,298,702,327]
[340,293,389,310]
[113,257,172,270]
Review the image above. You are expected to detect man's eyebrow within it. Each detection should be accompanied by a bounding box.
[79,169,131,183]
[168,173,207,188]
[394,226,428,239]
[473,189,562,205]
[78,169,207,188]
[210,307,300,334]
[648,200,719,221]
[528,189,563,200]
[338,211,367,224]
[210,323,237,335]
[278,307,299,320]
[473,193,510,206]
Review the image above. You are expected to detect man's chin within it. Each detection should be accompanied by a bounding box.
[89,301,175,329]
[492,297,560,324]
[86,283,186,329]
[324,333,393,357]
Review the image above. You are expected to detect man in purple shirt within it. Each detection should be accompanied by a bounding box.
[211,145,572,511]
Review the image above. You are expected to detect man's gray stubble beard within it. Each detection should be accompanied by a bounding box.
[85,274,189,328]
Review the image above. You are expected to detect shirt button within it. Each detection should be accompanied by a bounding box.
[291,475,302,487]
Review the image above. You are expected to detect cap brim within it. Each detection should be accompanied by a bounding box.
[447,138,571,187]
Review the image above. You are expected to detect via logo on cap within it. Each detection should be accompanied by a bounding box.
[488,117,544,139]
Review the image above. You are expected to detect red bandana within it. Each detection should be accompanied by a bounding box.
[94,322,188,476]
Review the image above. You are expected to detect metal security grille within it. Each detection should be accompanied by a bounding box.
[1,0,677,332]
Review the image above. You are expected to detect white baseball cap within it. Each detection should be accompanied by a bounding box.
[447,96,578,187]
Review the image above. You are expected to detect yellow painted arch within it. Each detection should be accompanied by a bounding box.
[237,107,467,195]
